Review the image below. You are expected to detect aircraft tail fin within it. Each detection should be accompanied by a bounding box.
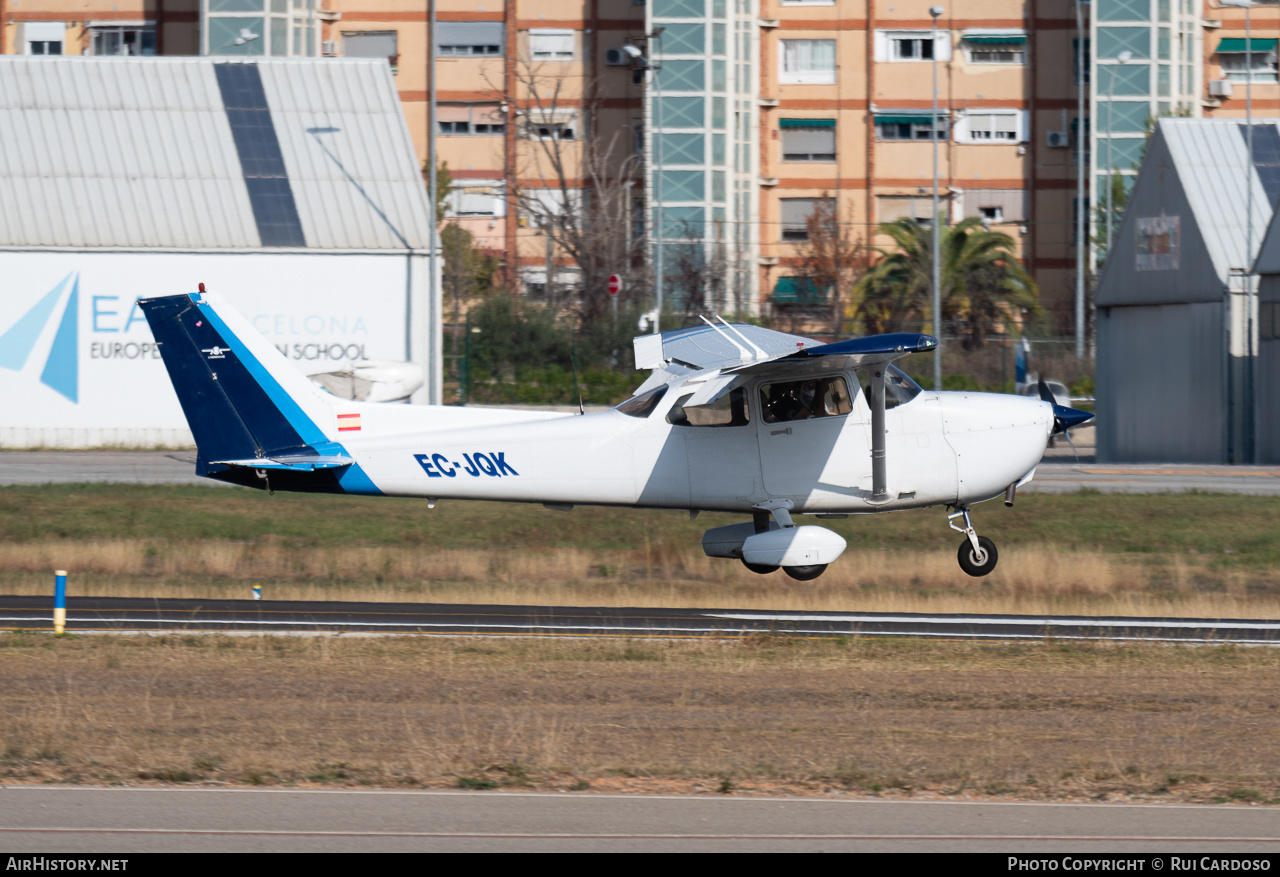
[138,291,378,494]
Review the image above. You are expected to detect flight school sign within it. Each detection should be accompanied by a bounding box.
[0,251,413,447]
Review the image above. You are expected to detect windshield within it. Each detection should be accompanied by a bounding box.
[614,385,668,418]
[885,365,923,405]
[857,365,923,410]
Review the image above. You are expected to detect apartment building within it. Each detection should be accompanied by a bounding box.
[6,1,1278,335]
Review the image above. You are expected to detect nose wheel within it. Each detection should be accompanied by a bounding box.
[948,506,998,577]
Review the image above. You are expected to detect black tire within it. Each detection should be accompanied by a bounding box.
[783,564,827,582]
[741,559,779,575]
[957,536,998,577]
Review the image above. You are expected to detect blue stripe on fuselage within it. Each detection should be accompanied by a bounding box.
[195,296,327,447]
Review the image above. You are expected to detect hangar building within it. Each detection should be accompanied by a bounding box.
[1095,117,1277,464]
[1249,200,1280,463]
[0,55,440,448]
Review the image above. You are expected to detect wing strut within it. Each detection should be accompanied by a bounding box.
[869,367,889,504]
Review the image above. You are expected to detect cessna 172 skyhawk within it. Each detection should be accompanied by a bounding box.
[139,290,1091,581]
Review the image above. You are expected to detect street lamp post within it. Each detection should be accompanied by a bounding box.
[1245,0,1256,463]
[930,5,944,393]
[1222,0,1257,461]
[428,0,440,405]
[624,42,664,334]
[1104,50,1132,256]
[1075,0,1089,360]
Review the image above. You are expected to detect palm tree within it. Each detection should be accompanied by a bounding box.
[849,218,933,336]
[849,216,1040,347]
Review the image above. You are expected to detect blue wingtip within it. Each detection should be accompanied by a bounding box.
[803,333,938,358]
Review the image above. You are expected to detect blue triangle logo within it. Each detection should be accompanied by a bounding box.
[0,273,79,403]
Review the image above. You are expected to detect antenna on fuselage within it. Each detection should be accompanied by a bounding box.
[570,342,586,415]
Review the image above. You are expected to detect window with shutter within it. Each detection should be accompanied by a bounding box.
[344,31,398,60]
[434,22,504,57]
[781,120,836,162]
[530,29,575,61]
[779,198,830,241]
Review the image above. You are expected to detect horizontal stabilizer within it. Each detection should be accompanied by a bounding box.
[209,455,355,472]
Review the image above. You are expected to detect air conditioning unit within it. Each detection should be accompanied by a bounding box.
[322,40,338,56]
[605,48,628,66]
[1046,131,1070,148]
[1209,79,1233,98]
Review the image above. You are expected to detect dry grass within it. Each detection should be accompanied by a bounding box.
[2,538,1279,619]
[3,633,1280,803]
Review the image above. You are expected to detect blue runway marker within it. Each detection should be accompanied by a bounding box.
[54,569,66,634]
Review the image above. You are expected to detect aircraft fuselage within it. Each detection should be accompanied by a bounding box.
[327,368,1052,515]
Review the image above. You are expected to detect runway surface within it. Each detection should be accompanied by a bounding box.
[3,595,1277,644]
[5,450,1280,494]
[2,787,1278,852]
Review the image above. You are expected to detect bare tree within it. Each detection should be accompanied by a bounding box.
[663,218,732,324]
[490,58,650,326]
[793,195,862,339]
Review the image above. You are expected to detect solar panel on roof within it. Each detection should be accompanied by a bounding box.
[1241,124,1280,210]
[214,63,306,248]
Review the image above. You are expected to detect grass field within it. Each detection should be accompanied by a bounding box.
[4,485,1280,801]
[2,485,1280,617]
[2,632,1279,803]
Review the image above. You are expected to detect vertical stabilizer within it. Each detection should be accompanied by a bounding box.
[138,291,348,472]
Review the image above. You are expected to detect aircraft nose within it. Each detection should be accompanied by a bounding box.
[1051,404,1093,434]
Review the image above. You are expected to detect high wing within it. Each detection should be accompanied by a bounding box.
[631,317,937,402]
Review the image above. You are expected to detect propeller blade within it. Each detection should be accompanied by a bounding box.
[1037,378,1055,404]
[1063,427,1081,463]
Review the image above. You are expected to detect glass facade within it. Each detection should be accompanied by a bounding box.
[202,0,322,57]
[647,0,758,313]
[1090,0,1202,265]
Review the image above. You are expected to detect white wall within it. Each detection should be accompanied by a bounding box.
[0,251,424,448]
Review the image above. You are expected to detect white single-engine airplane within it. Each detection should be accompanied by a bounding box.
[139,290,1092,581]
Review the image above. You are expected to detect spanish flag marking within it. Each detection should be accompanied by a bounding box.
[337,412,362,432]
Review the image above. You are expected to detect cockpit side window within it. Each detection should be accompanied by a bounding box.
[614,385,668,418]
[856,364,923,410]
[667,386,751,427]
[759,376,853,424]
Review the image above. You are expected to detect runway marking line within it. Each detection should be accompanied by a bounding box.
[9,612,1280,633]
[0,606,729,623]
[1076,468,1280,477]
[2,625,1278,645]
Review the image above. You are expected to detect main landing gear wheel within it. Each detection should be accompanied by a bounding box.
[957,536,998,577]
[741,559,779,575]
[783,564,827,582]
[947,505,998,577]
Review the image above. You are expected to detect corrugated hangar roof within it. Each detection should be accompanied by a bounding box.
[0,56,433,251]
[1097,117,1280,307]
[1161,117,1280,280]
